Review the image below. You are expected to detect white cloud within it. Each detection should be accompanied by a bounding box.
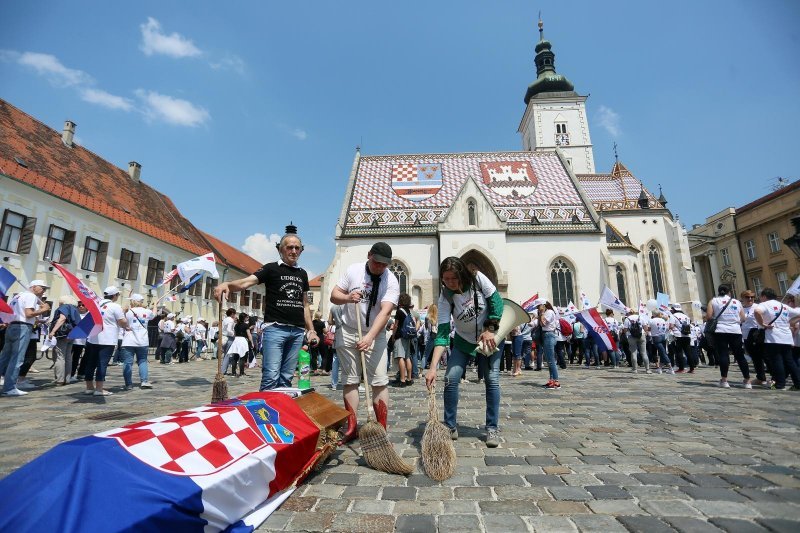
[242,233,281,264]
[291,128,308,141]
[209,54,246,74]
[139,17,201,58]
[596,105,621,137]
[15,51,93,87]
[135,89,210,127]
[80,88,133,111]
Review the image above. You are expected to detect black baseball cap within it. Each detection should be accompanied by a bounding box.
[369,242,392,264]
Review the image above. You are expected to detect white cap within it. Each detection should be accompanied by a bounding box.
[167,312,176,318]
[672,303,682,311]
[29,279,50,288]
[129,293,144,302]
[104,286,120,296]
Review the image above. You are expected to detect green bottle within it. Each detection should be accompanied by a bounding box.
[298,349,311,389]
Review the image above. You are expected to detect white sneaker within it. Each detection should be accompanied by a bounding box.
[93,390,113,396]
[83,389,95,395]
[2,388,28,396]
[655,368,662,374]
[668,368,675,375]
[68,377,79,383]
[718,380,731,388]
[646,369,652,374]
[743,381,753,389]
[140,381,153,389]
[17,381,35,390]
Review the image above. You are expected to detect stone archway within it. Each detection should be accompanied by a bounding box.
[461,250,498,287]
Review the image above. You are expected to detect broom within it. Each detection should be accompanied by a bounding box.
[355,304,414,475]
[211,299,228,403]
[421,384,457,481]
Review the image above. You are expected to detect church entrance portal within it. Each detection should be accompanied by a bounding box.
[460,250,498,287]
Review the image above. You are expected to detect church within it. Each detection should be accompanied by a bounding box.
[321,21,699,318]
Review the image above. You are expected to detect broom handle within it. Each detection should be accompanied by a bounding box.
[216,298,224,375]
[355,303,375,421]
[428,385,439,423]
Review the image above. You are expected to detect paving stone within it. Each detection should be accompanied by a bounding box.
[280,495,316,511]
[526,456,560,466]
[479,500,537,514]
[303,484,345,498]
[639,499,703,517]
[746,502,800,519]
[571,514,628,532]
[415,486,453,500]
[690,501,761,518]
[756,473,800,488]
[351,499,395,513]
[719,474,775,488]
[524,516,578,532]
[549,486,593,501]
[342,485,382,499]
[708,518,770,532]
[682,475,732,488]
[393,500,443,515]
[453,487,494,500]
[616,515,674,533]
[287,511,335,531]
[626,485,691,500]
[442,500,479,514]
[526,474,567,486]
[437,514,483,532]
[633,473,693,486]
[586,485,631,499]
[754,519,800,533]
[587,500,646,515]
[596,473,642,486]
[482,513,529,532]
[494,485,550,500]
[484,456,528,466]
[406,474,440,487]
[325,473,360,485]
[537,500,591,514]
[475,474,526,486]
[328,513,395,532]
[679,486,750,502]
[394,514,436,532]
[260,510,292,531]
[313,498,350,512]
[381,486,417,501]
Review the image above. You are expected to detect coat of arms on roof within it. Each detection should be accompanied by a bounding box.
[390,163,443,202]
[479,161,537,198]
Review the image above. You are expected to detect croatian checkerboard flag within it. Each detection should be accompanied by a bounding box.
[575,308,618,352]
[51,262,104,339]
[0,266,16,315]
[522,293,539,312]
[0,392,321,532]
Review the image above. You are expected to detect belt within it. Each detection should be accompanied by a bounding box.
[9,321,34,327]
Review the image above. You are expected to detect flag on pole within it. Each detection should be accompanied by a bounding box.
[521,293,539,312]
[178,273,204,294]
[177,252,220,285]
[580,291,592,310]
[166,294,178,302]
[787,274,800,296]
[575,308,618,352]
[599,286,628,314]
[638,301,650,318]
[51,262,104,339]
[0,266,16,315]
[564,301,578,316]
[656,292,671,314]
[150,268,178,289]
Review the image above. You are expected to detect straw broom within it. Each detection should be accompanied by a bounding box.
[355,304,414,475]
[421,384,456,481]
[211,299,228,403]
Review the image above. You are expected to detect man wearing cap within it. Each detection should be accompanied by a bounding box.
[120,294,155,389]
[214,226,317,390]
[159,312,178,364]
[0,280,50,396]
[669,303,695,373]
[83,286,128,396]
[329,242,400,443]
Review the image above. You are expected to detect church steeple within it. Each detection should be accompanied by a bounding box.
[524,17,575,104]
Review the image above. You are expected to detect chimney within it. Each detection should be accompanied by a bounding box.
[62,120,76,147]
[128,161,142,182]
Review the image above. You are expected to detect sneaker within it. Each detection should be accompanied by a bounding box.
[655,368,662,374]
[460,378,469,384]
[140,381,153,389]
[718,380,731,388]
[68,376,79,383]
[485,428,499,448]
[743,380,753,389]
[687,369,695,374]
[1,388,28,396]
[123,385,134,391]
[450,427,458,441]
[93,390,113,396]
[546,380,561,390]
[330,383,337,390]
[645,369,652,374]
[630,369,637,373]
[675,369,686,374]
[668,368,676,375]
[83,389,95,395]
[17,380,35,390]
[358,385,365,392]
[542,379,554,388]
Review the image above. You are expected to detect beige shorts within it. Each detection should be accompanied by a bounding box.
[337,324,389,386]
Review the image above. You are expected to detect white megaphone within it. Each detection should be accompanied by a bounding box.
[475,298,531,356]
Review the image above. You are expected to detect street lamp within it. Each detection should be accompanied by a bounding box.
[784,216,800,259]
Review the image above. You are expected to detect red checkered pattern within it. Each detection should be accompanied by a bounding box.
[391,163,418,182]
[98,406,266,476]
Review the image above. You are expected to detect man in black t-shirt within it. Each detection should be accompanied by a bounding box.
[215,229,318,390]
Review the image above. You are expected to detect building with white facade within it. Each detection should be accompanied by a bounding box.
[321,21,699,319]
[0,99,264,322]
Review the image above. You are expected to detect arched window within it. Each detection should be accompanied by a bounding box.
[616,265,628,307]
[648,243,665,297]
[550,258,575,308]
[467,200,477,226]
[389,261,407,294]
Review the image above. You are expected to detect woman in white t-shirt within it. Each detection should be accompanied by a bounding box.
[755,288,800,390]
[538,301,561,388]
[120,294,155,389]
[706,284,749,388]
[648,311,673,374]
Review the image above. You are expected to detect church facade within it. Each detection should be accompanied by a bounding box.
[321,22,699,319]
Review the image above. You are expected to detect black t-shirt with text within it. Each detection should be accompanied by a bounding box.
[253,262,309,327]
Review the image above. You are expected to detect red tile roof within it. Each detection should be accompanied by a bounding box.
[737,179,800,214]
[577,161,662,211]
[309,274,323,288]
[201,231,262,275]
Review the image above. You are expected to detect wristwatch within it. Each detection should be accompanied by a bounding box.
[484,320,499,333]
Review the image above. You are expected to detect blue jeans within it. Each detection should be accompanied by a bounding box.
[194,340,206,359]
[84,343,115,382]
[521,339,532,368]
[651,335,671,367]
[0,323,32,393]
[542,331,558,380]
[444,345,501,431]
[512,335,524,360]
[260,324,305,390]
[120,346,149,386]
[330,351,339,389]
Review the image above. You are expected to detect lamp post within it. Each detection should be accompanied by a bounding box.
[784,216,800,259]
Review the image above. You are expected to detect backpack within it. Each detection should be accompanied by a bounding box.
[400,311,417,339]
[680,320,692,336]
[558,318,573,337]
[176,326,185,340]
[628,319,642,339]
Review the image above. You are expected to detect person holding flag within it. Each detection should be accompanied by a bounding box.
[119,294,155,390]
[83,286,128,396]
[0,279,50,396]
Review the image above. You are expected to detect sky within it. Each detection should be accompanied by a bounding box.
[1,1,799,278]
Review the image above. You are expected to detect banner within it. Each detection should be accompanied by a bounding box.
[177,252,220,285]
[656,292,671,314]
[51,262,104,339]
[575,308,617,352]
[599,286,628,314]
[521,293,539,312]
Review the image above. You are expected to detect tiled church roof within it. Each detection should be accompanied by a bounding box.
[341,150,598,236]
[577,161,663,212]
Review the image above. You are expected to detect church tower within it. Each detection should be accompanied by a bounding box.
[518,18,596,174]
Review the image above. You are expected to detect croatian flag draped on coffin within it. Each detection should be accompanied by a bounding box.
[0,392,322,532]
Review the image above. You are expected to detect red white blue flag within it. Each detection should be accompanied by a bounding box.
[51,262,104,339]
[0,266,16,315]
[575,308,618,352]
[522,293,539,312]
[151,267,178,289]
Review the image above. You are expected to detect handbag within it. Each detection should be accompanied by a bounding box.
[750,305,783,345]
[703,297,732,337]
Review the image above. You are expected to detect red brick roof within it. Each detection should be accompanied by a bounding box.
[309,274,323,288]
[0,98,261,272]
[737,179,800,214]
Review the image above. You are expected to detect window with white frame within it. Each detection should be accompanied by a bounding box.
[0,210,27,253]
[768,232,781,253]
[145,257,165,286]
[43,224,74,263]
[721,248,731,267]
[390,261,408,294]
[467,200,477,226]
[752,276,762,294]
[550,258,575,308]
[777,271,789,294]
[745,239,757,260]
[81,237,108,272]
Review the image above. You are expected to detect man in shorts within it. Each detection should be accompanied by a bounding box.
[329,242,399,443]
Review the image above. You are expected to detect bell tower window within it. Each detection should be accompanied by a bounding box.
[555,122,569,146]
[468,200,477,226]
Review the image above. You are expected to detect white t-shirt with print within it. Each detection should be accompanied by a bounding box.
[337,262,400,331]
[437,271,496,345]
[8,291,38,324]
[648,317,668,337]
[757,300,800,345]
[122,307,154,347]
[669,312,692,338]
[89,300,125,345]
[709,297,743,335]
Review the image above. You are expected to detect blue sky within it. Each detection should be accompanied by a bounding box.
[1,0,798,277]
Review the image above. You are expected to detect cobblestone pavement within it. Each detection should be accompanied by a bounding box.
[2,357,799,532]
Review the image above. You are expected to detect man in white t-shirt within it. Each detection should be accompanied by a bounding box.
[0,279,50,396]
[329,242,400,444]
[84,286,128,396]
[120,294,155,390]
[623,310,649,374]
[668,304,695,373]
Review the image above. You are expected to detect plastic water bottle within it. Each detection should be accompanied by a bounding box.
[298,349,311,389]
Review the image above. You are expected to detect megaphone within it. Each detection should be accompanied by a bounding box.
[475,298,531,356]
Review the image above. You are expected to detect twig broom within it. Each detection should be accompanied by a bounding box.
[211,299,228,403]
[421,384,456,481]
[355,304,414,475]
